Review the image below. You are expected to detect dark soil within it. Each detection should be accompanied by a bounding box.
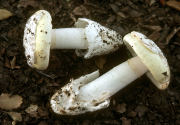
[0,0,180,125]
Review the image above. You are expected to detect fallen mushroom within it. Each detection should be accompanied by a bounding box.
[50,31,170,115]
[23,10,122,70]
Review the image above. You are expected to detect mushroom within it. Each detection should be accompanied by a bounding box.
[50,31,170,115]
[23,10,122,70]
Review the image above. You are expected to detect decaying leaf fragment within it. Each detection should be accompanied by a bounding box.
[0,9,13,20]
[0,93,23,110]
[25,104,38,117]
[166,1,180,11]
[8,112,22,122]
[95,56,106,69]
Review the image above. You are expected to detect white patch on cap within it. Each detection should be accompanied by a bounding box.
[131,32,163,56]
[75,18,123,59]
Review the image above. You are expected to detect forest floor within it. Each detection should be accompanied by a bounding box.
[0,0,180,125]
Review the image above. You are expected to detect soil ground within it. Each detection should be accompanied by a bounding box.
[0,0,180,125]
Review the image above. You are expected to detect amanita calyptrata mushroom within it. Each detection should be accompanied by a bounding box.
[23,10,122,70]
[50,31,170,115]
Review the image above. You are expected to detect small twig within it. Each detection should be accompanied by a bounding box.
[35,70,57,79]
[165,27,180,45]
[163,90,176,115]
[1,35,9,41]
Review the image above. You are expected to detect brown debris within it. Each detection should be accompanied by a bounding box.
[127,111,137,117]
[95,56,106,69]
[148,31,161,41]
[73,5,90,16]
[148,0,156,6]
[117,12,127,18]
[0,48,5,56]
[4,56,20,69]
[38,121,48,125]
[166,1,180,11]
[109,4,119,14]
[25,104,38,117]
[142,25,162,31]
[10,56,20,69]
[5,56,11,69]
[116,103,126,113]
[0,93,23,110]
[25,105,49,118]
[36,70,57,79]
[7,112,22,122]
[135,105,148,117]
[144,25,162,41]
[0,9,12,20]
[165,27,180,45]
[121,117,131,125]
[159,0,166,6]
[38,107,49,117]
[17,0,39,8]
[107,15,116,24]
[177,31,180,37]
[158,25,170,44]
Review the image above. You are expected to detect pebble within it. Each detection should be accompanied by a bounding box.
[116,103,126,113]
[121,117,131,125]
[135,105,148,117]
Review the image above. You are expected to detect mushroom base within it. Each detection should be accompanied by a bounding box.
[50,71,110,115]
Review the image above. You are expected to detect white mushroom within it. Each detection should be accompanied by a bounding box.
[23,10,122,70]
[50,31,170,115]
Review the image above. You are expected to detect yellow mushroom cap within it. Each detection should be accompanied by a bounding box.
[23,10,52,70]
[123,31,170,90]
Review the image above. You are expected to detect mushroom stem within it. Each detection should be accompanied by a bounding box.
[51,28,88,49]
[78,56,148,102]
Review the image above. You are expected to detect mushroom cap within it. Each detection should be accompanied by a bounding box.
[23,10,52,70]
[123,31,170,90]
[75,18,123,59]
